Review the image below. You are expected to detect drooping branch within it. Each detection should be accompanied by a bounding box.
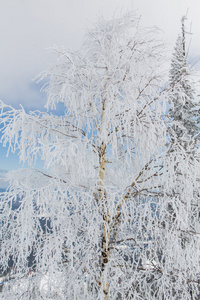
[112,159,154,231]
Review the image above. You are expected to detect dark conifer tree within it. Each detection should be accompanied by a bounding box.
[169,16,199,147]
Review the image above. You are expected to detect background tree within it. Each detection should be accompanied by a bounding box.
[168,16,200,252]
[169,16,200,147]
[0,13,200,299]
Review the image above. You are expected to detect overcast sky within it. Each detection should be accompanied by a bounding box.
[0,0,200,185]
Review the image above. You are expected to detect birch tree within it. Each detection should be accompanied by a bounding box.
[0,13,200,299]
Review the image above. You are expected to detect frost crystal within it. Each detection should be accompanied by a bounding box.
[0,12,199,300]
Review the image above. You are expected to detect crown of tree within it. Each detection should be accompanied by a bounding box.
[169,16,199,144]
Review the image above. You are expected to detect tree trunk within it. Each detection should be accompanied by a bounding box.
[98,140,110,299]
[101,222,110,300]
[98,74,111,299]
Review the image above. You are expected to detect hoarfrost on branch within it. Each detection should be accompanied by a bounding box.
[0,12,199,299]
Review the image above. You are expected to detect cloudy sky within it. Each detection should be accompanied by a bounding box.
[0,0,200,186]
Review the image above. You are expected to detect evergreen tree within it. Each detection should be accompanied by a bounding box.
[168,17,200,255]
[169,16,199,147]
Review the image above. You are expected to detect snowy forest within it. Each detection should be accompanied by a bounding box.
[0,12,200,299]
